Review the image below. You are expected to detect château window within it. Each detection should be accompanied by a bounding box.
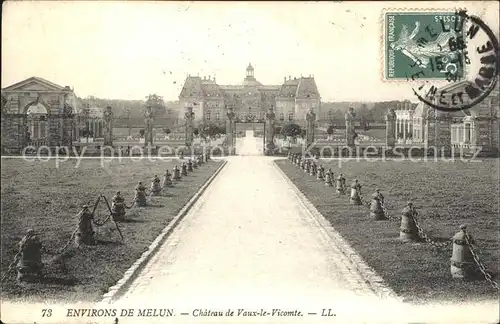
[280,113,284,121]
[288,113,294,121]
[206,111,211,120]
[215,112,220,120]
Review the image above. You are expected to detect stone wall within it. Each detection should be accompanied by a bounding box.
[1,91,77,153]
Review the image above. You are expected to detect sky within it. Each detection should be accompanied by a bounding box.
[2,1,499,102]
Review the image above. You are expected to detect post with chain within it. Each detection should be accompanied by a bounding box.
[450,225,475,279]
[399,202,419,242]
[369,189,386,220]
[453,225,499,290]
[349,180,363,205]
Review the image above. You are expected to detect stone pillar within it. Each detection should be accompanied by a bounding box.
[425,110,452,156]
[265,105,276,155]
[103,106,113,147]
[226,106,235,154]
[305,109,316,147]
[385,108,397,148]
[144,106,154,147]
[345,107,356,147]
[61,103,74,148]
[185,105,194,147]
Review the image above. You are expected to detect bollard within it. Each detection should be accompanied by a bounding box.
[317,165,325,181]
[187,159,193,172]
[162,170,173,188]
[173,165,181,181]
[16,229,43,284]
[450,225,475,279]
[305,160,311,173]
[309,162,316,176]
[400,202,418,242]
[349,180,363,205]
[324,170,333,186]
[181,163,188,176]
[75,205,96,247]
[112,191,126,221]
[150,175,162,196]
[370,189,386,220]
[336,174,345,195]
[134,182,148,207]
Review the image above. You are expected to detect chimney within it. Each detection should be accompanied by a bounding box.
[289,75,291,80]
[214,75,216,83]
[284,77,286,83]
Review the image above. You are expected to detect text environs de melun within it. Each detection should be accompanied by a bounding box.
[66,309,174,317]
[193,308,303,317]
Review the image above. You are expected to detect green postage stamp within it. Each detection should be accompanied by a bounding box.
[384,11,467,81]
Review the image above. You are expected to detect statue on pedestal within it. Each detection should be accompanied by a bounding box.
[306,109,316,146]
[345,107,357,147]
[265,105,276,155]
[144,106,154,147]
[103,106,114,146]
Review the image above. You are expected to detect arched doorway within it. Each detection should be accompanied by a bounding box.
[25,102,49,148]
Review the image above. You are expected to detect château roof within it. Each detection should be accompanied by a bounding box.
[296,77,320,99]
[179,70,320,100]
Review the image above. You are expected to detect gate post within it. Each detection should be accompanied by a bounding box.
[345,107,356,148]
[185,105,194,148]
[226,106,235,155]
[144,106,154,148]
[306,108,316,148]
[385,108,396,148]
[265,105,276,155]
[103,106,114,147]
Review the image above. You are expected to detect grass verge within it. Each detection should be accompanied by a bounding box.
[1,157,222,302]
[275,158,499,303]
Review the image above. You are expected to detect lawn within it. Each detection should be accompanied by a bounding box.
[0,157,223,302]
[276,158,499,303]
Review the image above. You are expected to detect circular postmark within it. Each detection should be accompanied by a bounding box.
[410,10,499,112]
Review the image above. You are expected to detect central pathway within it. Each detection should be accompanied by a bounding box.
[114,131,400,323]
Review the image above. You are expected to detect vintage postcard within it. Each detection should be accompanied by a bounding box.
[1,1,499,324]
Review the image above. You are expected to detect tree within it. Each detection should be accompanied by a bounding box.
[139,129,145,137]
[281,123,302,138]
[199,123,224,137]
[327,125,334,135]
[163,128,171,135]
[144,94,166,117]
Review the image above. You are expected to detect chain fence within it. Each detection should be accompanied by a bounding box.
[411,210,451,248]
[1,251,21,283]
[465,233,499,290]
[289,158,499,290]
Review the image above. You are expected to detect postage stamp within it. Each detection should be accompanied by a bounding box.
[412,10,499,112]
[384,11,467,81]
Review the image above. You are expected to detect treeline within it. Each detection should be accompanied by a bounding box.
[79,96,414,124]
[79,96,182,119]
[322,100,415,123]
